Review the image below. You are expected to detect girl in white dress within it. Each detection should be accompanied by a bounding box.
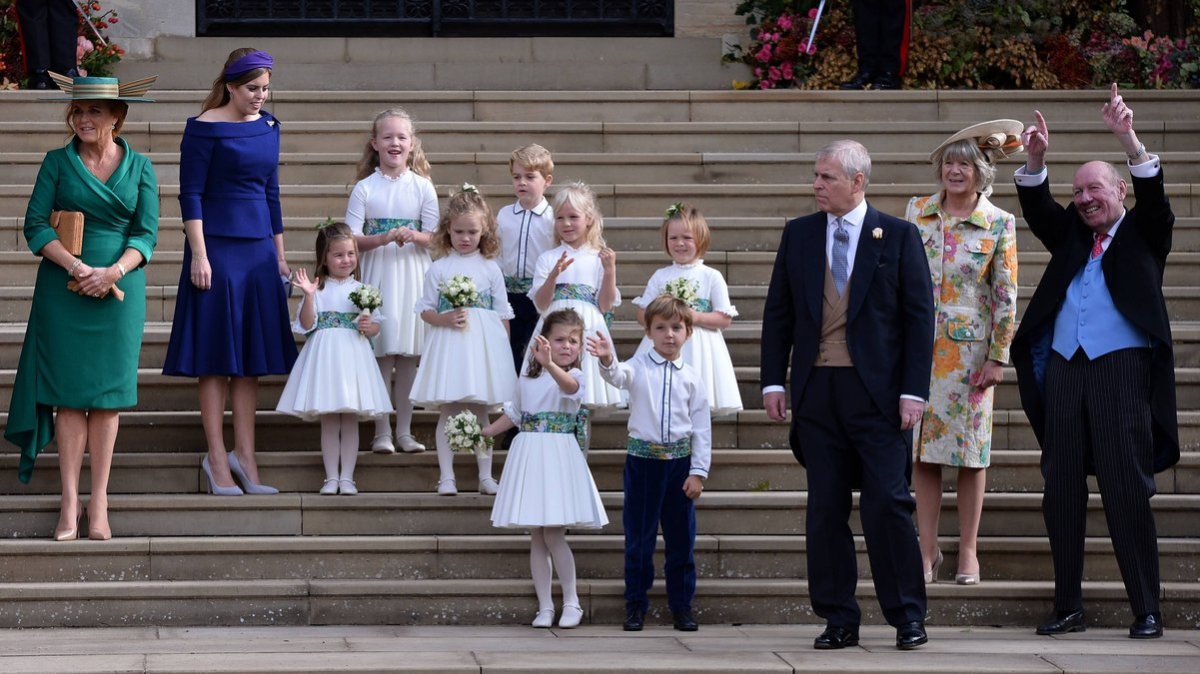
[410,188,518,496]
[525,182,624,412]
[632,203,743,416]
[345,108,439,455]
[483,309,608,629]
[276,223,393,495]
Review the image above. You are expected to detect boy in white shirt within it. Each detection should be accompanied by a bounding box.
[587,295,711,633]
[498,144,556,370]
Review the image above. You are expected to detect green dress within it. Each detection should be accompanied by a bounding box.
[6,136,158,483]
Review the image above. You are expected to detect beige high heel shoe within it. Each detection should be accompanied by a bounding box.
[923,549,943,584]
[53,513,80,541]
[87,502,112,541]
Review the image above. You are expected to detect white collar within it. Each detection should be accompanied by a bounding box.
[647,349,684,370]
[512,198,550,216]
[826,199,868,229]
[672,259,703,270]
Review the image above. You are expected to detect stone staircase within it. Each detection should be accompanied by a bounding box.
[0,85,1197,630]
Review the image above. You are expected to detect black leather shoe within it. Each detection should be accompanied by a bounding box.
[896,620,928,650]
[874,72,902,90]
[672,608,698,631]
[623,606,645,631]
[1036,608,1086,635]
[813,624,859,649]
[839,71,875,90]
[1130,612,1163,639]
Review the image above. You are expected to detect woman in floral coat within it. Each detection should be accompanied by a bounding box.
[904,120,1021,586]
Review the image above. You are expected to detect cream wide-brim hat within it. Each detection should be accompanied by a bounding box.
[929,119,1025,163]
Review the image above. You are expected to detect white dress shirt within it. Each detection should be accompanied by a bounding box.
[497,199,555,282]
[1013,153,1161,186]
[600,349,712,478]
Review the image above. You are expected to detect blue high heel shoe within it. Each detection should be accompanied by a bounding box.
[202,455,244,496]
[228,452,279,495]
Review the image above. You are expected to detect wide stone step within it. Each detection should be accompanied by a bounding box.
[5,88,1199,123]
[1,492,1198,538]
[6,215,1200,256]
[1,534,1196,583]
[1,449,1195,497]
[8,182,1196,223]
[11,149,1200,185]
[0,576,1193,628]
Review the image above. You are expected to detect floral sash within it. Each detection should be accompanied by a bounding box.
[520,409,591,451]
[315,311,359,331]
[627,436,692,460]
[505,276,534,294]
[437,292,494,313]
[364,218,422,236]
[690,298,713,312]
[554,283,614,328]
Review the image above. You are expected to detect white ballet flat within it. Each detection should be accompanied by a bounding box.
[559,604,584,629]
[338,479,358,495]
[478,477,499,495]
[531,608,555,628]
[437,479,458,496]
[371,433,395,454]
[396,434,426,453]
[319,478,339,495]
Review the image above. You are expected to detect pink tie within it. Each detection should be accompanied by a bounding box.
[1091,233,1108,259]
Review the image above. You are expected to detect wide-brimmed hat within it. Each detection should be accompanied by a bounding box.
[930,119,1024,163]
[46,73,156,102]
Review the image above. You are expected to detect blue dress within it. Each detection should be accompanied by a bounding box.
[162,112,298,377]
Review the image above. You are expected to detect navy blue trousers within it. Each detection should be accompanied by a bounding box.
[623,453,696,613]
[508,292,539,373]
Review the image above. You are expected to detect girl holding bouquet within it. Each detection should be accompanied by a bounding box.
[526,182,624,412]
[482,309,608,629]
[631,203,742,416]
[410,187,517,495]
[345,108,439,455]
[276,222,393,495]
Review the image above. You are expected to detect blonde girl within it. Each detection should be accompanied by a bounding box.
[409,188,517,495]
[345,108,438,454]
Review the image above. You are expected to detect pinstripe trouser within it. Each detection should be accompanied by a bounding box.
[1042,348,1160,617]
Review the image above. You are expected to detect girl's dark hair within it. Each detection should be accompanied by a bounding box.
[314,221,359,289]
[432,188,501,259]
[201,47,271,113]
[525,309,586,379]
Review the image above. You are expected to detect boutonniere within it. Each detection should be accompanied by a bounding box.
[266,119,275,127]
[872,227,883,240]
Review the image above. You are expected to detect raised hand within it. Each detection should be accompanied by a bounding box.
[1101,82,1134,136]
[585,329,613,365]
[294,268,319,295]
[530,334,552,366]
[599,246,617,272]
[1022,110,1050,171]
[548,251,574,279]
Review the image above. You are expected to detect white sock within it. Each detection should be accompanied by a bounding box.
[543,526,578,607]
[375,356,395,438]
[393,356,418,437]
[338,413,359,481]
[529,527,554,611]
[319,415,340,480]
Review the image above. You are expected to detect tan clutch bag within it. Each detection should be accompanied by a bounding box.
[50,210,84,256]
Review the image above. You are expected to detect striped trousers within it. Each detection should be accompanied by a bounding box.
[1042,348,1160,616]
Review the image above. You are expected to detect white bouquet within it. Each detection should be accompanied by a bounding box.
[439,274,479,309]
[348,284,382,319]
[663,277,700,307]
[446,410,492,457]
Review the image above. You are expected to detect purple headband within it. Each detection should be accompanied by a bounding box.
[224,50,274,80]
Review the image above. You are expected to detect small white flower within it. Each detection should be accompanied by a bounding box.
[872,227,883,240]
[663,277,700,306]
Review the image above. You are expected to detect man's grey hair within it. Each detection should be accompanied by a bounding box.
[815,139,872,188]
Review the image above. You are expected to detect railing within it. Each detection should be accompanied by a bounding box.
[197,0,674,37]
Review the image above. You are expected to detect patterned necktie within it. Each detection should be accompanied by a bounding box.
[1091,232,1109,259]
[832,217,850,296]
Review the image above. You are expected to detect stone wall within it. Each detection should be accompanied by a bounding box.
[676,0,748,40]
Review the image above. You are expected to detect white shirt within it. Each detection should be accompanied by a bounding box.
[632,260,738,317]
[529,243,622,308]
[345,169,440,237]
[825,198,869,273]
[497,199,555,281]
[600,350,712,478]
[415,250,514,320]
[292,276,382,334]
[503,368,586,425]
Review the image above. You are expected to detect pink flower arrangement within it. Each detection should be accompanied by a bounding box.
[731,9,824,89]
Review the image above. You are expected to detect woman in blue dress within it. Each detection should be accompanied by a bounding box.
[163,48,297,495]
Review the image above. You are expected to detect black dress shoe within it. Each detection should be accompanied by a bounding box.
[874,72,902,90]
[1130,612,1163,639]
[623,606,645,631]
[672,608,698,631]
[1036,608,1086,635]
[813,624,859,649]
[896,620,928,650]
[839,71,875,90]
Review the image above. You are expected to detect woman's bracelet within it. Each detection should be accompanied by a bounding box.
[68,258,82,277]
[114,262,127,279]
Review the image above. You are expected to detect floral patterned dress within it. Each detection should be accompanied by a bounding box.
[905,192,1018,468]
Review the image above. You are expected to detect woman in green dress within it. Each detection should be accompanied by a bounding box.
[5,74,158,541]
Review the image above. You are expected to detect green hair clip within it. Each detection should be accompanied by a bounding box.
[458,182,478,195]
[665,202,684,219]
[315,217,338,231]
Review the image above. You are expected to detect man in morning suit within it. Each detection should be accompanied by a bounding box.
[841,0,907,90]
[760,140,934,650]
[1012,84,1178,640]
